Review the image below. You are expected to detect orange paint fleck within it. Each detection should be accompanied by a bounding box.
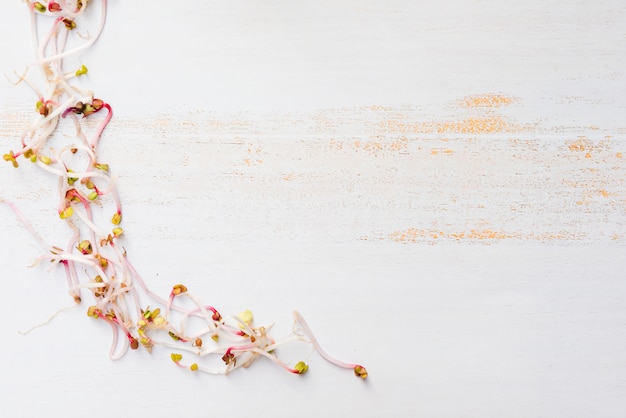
[617,152,623,158]
[243,158,263,166]
[364,142,383,152]
[385,228,588,243]
[437,117,514,134]
[467,229,515,240]
[377,116,528,135]
[352,137,408,154]
[431,148,454,155]
[389,137,409,152]
[584,152,592,158]
[568,138,590,152]
[462,94,513,108]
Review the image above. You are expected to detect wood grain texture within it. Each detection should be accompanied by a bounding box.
[6,95,616,246]
[1,1,625,417]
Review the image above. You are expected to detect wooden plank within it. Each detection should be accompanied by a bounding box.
[0,1,625,417]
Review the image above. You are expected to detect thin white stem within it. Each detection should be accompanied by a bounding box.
[293,311,356,369]
[27,0,107,67]
[18,303,79,335]
[2,200,52,251]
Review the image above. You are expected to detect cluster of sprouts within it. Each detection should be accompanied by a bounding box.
[3,0,367,379]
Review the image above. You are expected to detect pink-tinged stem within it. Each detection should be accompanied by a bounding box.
[36,17,64,68]
[64,222,82,301]
[91,103,112,150]
[61,259,81,303]
[94,309,138,351]
[122,258,200,319]
[247,348,302,374]
[294,310,367,378]
[64,113,95,151]
[2,199,51,251]
[27,0,107,67]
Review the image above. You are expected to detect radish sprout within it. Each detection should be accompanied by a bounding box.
[3,0,367,380]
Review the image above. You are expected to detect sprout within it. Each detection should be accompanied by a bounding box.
[67,170,78,185]
[111,212,122,225]
[171,284,188,296]
[75,64,88,76]
[294,361,309,375]
[354,365,368,379]
[23,149,35,160]
[149,308,161,320]
[33,2,46,13]
[63,18,76,30]
[4,0,367,385]
[294,311,368,380]
[3,152,19,168]
[129,337,139,350]
[48,2,61,12]
[59,206,74,219]
[77,240,93,254]
[87,306,101,319]
[237,309,254,328]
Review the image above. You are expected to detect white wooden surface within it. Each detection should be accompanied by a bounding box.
[1,1,625,417]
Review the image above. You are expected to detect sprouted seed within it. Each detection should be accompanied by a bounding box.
[2,0,367,380]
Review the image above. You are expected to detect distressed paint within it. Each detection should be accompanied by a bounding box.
[4,94,622,246]
[1,1,626,417]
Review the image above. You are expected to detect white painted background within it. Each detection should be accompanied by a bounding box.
[1,1,625,417]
